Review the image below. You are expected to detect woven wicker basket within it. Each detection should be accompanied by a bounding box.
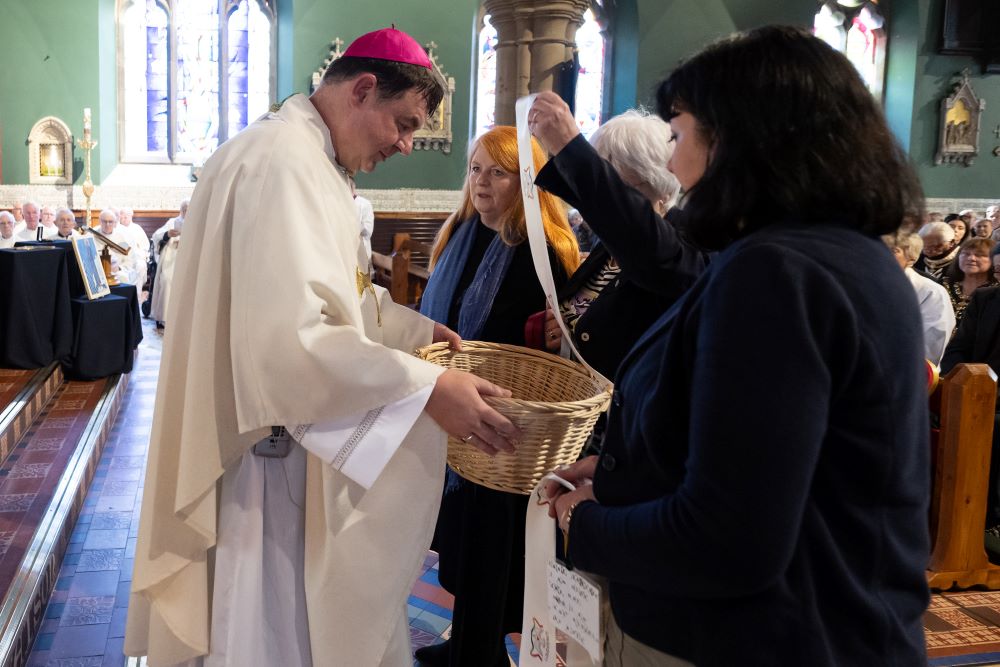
[415,341,612,495]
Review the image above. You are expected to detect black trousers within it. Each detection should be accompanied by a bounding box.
[433,470,528,667]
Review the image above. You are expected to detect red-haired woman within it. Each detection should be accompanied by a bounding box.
[417,125,578,666]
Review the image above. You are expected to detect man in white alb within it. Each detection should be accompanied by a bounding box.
[54,208,80,240]
[125,27,520,667]
[0,212,16,248]
[93,208,140,287]
[14,201,44,242]
[39,206,59,238]
[118,207,149,289]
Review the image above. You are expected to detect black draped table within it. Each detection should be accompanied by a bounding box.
[9,242,143,378]
[0,247,72,368]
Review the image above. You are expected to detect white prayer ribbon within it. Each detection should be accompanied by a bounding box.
[519,475,602,666]
[516,96,605,667]
[513,94,609,386]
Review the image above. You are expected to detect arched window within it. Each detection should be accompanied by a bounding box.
[813,1,887,99]
[472,3,608,139]
[119,0,275,164]
[474,13,498,139]
[574,7,606,138]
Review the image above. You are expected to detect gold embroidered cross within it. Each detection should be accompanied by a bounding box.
[356,264,382,327]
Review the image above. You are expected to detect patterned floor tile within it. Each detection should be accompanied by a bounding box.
[60,597,115,627]
[8,462,53,479]
[90,512,132,530]
[0,493,35,511]
[82,530,129,552]
[76,550,126,573]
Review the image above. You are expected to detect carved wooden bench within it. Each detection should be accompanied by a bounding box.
[373,232,432,306]
[927,363,1000,589]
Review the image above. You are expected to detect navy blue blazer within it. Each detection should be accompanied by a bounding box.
[568,223,931,665]
[535,135,707,378]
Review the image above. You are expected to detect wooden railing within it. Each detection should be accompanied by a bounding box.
[928,363,1000,590]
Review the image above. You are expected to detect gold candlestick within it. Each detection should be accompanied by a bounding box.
[76,137,97,228]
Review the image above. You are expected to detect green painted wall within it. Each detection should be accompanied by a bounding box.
[289,0,480,190]
[0,0,104,184]
[905,0,1000,199]
[4,0,1000,198]
[633,0,814,108]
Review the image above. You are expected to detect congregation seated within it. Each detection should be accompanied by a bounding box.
[117,207,149,290]
[9,202,23,229]
[884,231,955,364]
[14,201,55,242]
[94,208,141,288]
[960,209,977,228]
[54,208,80,240]
[975,218,994,239]
[940,237,998,326]
[948,215,971,244]
[914,221,959,279]
[0,212,15,249]
[39,206,58,238]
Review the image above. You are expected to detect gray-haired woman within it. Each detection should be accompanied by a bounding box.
[528,101,708,379]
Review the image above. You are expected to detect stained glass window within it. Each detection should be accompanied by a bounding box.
[814,1,887,99]
[119,0,275,164]
[473,6,607,140]
[474,14,498,138]
[574,9,605,138]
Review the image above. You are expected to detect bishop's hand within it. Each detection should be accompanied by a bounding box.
[425,369,521,456]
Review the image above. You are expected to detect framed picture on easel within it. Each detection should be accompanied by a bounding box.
[71,235,110,299]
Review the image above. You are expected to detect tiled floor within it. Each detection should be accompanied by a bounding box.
[22,320,516,667]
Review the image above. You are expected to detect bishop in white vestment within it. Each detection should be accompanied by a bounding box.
[125,28,518,667]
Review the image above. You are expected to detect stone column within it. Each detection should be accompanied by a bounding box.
[485,0,520,126]
[485,0,590,126]
[528,1,589,94]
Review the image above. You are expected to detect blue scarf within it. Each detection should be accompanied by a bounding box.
[419,216,516,340]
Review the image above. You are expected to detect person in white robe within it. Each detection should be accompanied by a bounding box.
[885,231,956,363]
[119,207,150,289]
[125,27,521,667]
[356,194,376,259]
[0,212,16,248]
[39,205,59,238]
[14,201,46,242]
[93,208,141,287]
[148,201,187,326]
[54,208,80,240]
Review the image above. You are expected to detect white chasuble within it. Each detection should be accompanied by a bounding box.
[125,94,447,667]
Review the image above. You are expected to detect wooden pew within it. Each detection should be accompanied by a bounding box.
[927,363,1000,589]
[373,232,432,306]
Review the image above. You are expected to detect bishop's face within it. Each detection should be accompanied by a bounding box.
[100,215,117,236]
[344,84,428,174]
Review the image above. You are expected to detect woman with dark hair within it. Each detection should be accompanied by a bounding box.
[534,26,929,666]
[942,236,999,325]
[416,126,578,667]
[949,214,971,244]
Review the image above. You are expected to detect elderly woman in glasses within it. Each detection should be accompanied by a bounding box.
[941,237,999,326]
